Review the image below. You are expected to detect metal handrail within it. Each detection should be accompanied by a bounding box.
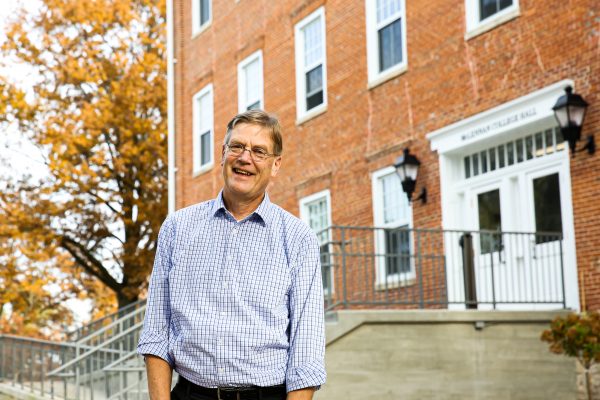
[67,299,147,341]
[47,321,144,377]
[75,304,146,345]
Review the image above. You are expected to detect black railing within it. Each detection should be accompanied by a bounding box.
[318,226,566,311]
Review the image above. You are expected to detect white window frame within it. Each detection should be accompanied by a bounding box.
[371,166,415,288]
[299,189,333,294]
[294,7,328,124]
[465,0,519,40]
[365,0,408,89]
[237,50,264,113]
[192,0,212,37]
[192,84,214,175]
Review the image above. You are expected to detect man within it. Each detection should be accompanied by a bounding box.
[138,110,326,400]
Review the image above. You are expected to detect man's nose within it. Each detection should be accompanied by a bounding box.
[237,147,253,162]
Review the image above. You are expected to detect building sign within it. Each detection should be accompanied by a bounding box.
[461,107,537,141]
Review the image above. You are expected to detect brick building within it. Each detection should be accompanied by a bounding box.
[166,0,600,311]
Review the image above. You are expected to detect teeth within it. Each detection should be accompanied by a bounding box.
[234,168,252,176]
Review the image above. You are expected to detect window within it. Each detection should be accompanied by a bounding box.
[463,127,564,179]
[372,167,414,285]
[237,51,264,112]
[294,7,327,121]
[192,0,211,36]
[365,0,407,87]
[300,190,333,293]
[192,84,213,174]
[465,0,519,39]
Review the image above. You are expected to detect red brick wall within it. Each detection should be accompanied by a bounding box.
[173,0,600,309]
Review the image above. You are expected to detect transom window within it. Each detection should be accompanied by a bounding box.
[464,127,564,179]
[464,0,519,39]
[295,7,327,121]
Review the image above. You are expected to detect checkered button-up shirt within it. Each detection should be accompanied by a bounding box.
[137,192,326,392]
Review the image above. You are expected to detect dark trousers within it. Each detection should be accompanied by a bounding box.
[171,376,287,400]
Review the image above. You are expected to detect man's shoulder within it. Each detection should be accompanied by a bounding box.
[166,198,217,228]
[268,202,316,243]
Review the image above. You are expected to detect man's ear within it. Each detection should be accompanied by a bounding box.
[270,156,282,177]
[221,144,226,165]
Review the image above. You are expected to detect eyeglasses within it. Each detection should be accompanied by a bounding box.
[226,143,278,162]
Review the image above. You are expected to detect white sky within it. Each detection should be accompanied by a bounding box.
[0,0,93,326]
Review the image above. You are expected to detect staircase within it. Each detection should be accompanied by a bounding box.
[0,300,149,400]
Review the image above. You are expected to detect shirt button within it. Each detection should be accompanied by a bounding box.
[218,367,224,373]
[232,228,238,235]
[220,311,226,316]
[223,282,229,289]
[227,255,233,261]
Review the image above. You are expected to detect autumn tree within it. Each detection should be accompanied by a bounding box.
[0,0,168,333]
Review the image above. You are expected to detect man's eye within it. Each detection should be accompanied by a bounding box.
[231,144,244,151]
[253,148,267,156]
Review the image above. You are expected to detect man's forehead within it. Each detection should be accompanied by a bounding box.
[230,123,272,144]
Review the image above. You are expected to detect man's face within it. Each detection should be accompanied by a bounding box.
[221,123,281,203]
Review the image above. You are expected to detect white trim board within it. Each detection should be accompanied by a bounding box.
[427,80,573,155]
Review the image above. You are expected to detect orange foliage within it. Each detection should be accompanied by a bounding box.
[0,0,167,337]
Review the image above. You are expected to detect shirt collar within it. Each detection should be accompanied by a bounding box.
[212,190,274,226]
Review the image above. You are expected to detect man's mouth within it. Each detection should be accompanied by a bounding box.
[233,168,254,176]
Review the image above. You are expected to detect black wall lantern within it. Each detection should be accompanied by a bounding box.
[394,148,427,204]
[552,86,594,156]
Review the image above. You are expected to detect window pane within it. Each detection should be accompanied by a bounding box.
[200,0,210,25]
[303,18,322,67]
[306,65,323,110]
[535,132,544,157]
[472,153,479,176]
[489,148,496,171]
[516,138,524,163]
[545,129,555,154]
[246,101,260,111]
[533,173,563,243]
[464,157,471,179]
[480,0,512,20]
[385,226,410,275]
[377,0,401,24]
[378,19,402,72]
[555,127,565,151]
[497,144,505,168]
[200,131,211,165]
[480,150,488,173]
[244,58,261,108]
[525,136,534,160]
[506,142,514,165]
[381,173,403,224]
[478,189,502,254]
[199,93,211,132]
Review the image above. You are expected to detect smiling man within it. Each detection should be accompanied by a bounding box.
[138,110,326,400]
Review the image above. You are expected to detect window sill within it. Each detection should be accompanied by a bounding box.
[375,276,416,291]
[465,8,520,40]
[192,20,212,39]
[367,64,408,90]
[296,104,327,126]
[192,161,214,177]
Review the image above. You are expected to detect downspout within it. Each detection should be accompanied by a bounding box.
[166,0,176,214]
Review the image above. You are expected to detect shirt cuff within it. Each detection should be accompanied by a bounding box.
[137,333,174,367]
[286,360,327,392]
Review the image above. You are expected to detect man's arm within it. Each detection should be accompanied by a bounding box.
[287,387,316,400]
[285,232,327,394]
[145,355,173,400]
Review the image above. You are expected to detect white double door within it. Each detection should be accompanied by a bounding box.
[464,158,573,310]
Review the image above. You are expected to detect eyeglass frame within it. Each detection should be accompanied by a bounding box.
[225,142,280,162]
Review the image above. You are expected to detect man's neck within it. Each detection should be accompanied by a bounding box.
[221,190,265,221]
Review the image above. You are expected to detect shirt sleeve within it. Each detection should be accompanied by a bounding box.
[285,232,327,392]
[137,215,175,366]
